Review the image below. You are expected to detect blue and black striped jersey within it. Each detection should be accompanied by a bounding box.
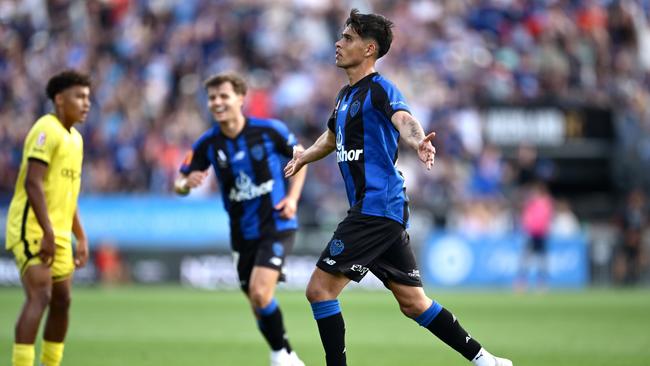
[327,72,411,226]
[181,117,298,243]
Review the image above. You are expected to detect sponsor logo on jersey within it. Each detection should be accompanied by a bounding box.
[270,257,282,266]
[335,126,363,163]
[329,239,345,256]
[322,257,336,266]
[228,171,274,202]
[61,168,80,180]
[390,100,408,108]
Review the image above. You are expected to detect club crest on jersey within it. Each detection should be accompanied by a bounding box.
[349,100,360,117]
[329,239,345,256]
[229,171,274,202]
[251,144,265,161]
[336,126,363,163]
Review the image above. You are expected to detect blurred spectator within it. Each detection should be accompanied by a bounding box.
[0,0,649,255]
[613,188,648,285]
[551,198,581,237]
[517,181,554,291]
[95,241,128,286]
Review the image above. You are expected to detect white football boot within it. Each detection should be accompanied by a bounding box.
[270,348,292,366]
[494,356,513,366]
[288,351,305,366]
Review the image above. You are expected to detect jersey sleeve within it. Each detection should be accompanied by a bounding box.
[268,119,297,158]
[24,120,60,165]
[371,80,412,120]
[179,137,210,175]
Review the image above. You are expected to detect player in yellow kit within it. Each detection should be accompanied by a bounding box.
[5,70,91,366]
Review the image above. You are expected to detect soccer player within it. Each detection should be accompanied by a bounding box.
[6,70,91,366]
[174,73,306,366]
[284,10,513,366]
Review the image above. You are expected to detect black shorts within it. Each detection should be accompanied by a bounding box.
[234,230,295,292]
[317,212,422,288]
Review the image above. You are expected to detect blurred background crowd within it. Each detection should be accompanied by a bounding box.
[0,0,649,284]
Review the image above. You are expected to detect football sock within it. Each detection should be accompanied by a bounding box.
[311,299,346,366]
[257,298,292,352]
[471,347,498,366]
[12,343,34,366]
[40,340,65,366]
[415,302,482,360]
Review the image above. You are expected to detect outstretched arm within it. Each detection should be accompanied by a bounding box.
[275,145,308,219]
[284,130,336,177]
[391,111,436,170]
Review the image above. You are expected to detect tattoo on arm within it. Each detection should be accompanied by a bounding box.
[407,118,424,141]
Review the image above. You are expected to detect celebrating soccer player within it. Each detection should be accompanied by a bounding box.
[6,70,91,366]
[284,9,513,366]
[174,73,306,366]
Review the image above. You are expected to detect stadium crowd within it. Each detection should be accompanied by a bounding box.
[0,0,649,239]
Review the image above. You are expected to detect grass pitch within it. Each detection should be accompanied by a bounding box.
[1,287,649,365]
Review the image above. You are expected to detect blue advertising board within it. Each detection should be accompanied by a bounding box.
[421,232,588,288]
[77,195,230,248]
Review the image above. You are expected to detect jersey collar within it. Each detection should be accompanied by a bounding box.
[349,72,378,88]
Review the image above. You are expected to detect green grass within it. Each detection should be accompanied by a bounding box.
[1,287,649,365]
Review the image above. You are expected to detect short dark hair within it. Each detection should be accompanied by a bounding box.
[345,9,394,59]
[46,70,91,101]
[203,73,247,95]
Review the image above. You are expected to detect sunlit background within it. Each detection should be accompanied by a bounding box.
[0,1,649,365]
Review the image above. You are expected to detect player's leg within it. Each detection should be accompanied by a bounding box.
[245,232,304,365]
[309,213,401,366]
[40,277,72,366]
[306,267,350,366]
[380,233,512,366]
[248,267,295,358]
[13,262,52,366]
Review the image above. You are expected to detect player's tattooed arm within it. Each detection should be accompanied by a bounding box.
[391,111,437,170]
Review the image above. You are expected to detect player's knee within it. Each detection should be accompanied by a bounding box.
[248,286,272,309]
[27,287,52,309]
[398,298,430,319]
[305,284,333,303]
[50,292,71,312]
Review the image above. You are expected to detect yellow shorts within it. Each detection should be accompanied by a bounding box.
[10,238,75,282]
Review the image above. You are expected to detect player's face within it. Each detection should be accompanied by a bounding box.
[206,82,244,123]
[335,26,373,68]
[57,85,91,124]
